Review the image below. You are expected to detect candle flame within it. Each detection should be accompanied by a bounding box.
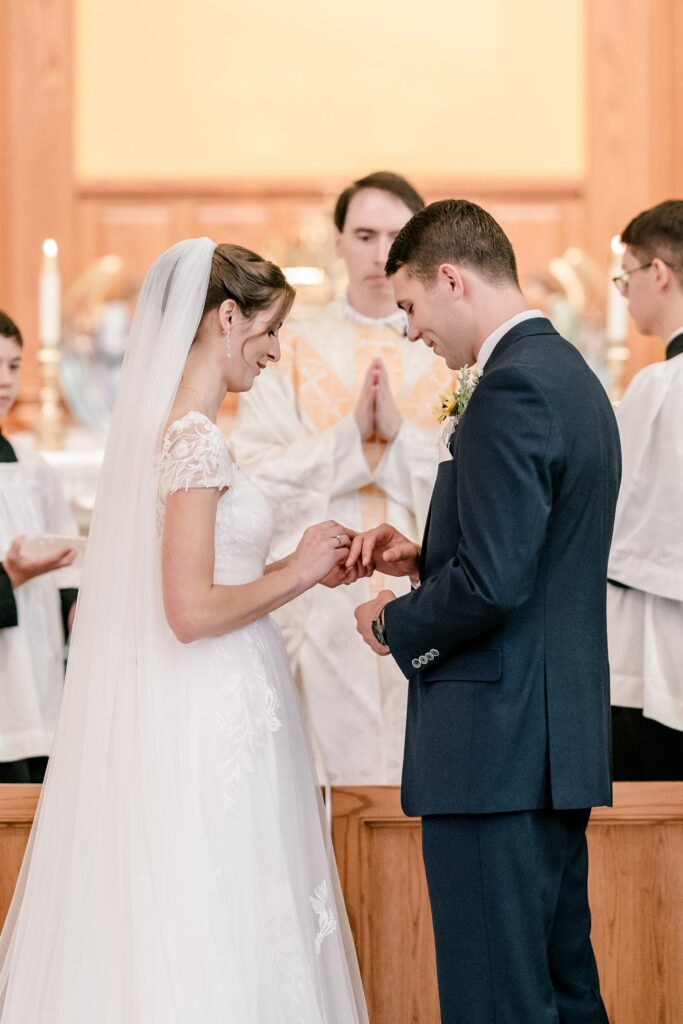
[43,239,58,258]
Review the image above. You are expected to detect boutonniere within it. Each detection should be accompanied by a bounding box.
[433,365,481,446]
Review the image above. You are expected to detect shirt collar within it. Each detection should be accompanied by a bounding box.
[341,293,407,336]
[476,309,544,371]
[665,326,683,360]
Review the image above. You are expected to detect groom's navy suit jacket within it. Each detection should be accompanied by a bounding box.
[384,318,621,817]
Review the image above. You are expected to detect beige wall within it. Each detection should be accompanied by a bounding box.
[75,0,584,182]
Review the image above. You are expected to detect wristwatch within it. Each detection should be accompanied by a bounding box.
[371,606,388,648]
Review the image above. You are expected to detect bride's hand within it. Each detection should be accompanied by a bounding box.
[290,521,354,591]
[319,554,373,588]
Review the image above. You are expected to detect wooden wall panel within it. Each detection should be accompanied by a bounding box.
[4,0,683,418]
[588,787,683,1023]
[0,0,74,405]
[330,784,683,1024]
[73,180,585,291]
[0,786,37,933]
[2,783,683,1022]
[332,788,440,1024]
[586,0,683,379]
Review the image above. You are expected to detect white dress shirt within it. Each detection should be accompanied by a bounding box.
[477,309,544,371]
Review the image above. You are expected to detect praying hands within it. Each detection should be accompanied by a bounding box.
[354,358,403,443]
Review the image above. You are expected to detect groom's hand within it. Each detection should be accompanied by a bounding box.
[354,590,396,655]
[346,522,420,582]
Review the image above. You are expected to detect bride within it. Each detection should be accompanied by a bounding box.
[0,239,369,1022]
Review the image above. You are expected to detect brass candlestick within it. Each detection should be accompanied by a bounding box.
[36,344,63,449]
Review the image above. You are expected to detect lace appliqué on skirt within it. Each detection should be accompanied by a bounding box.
[310,880,338,954]
[212,627,282,810]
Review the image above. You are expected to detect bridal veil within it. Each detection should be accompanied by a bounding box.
[0,238,366,1023]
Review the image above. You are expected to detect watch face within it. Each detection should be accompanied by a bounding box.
[371,618,386,646]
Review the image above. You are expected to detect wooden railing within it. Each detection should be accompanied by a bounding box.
[2,782,682,1022]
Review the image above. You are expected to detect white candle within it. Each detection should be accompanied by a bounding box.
[606,235,629,344]
[39,238,61,346]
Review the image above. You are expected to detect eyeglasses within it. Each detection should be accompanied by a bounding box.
[611,262,653,296]
[612,258,681,296]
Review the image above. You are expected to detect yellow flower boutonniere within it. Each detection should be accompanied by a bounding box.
[434,365,481,444]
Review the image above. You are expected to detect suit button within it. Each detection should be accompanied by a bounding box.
[430,649,439,657]
[426,652,434,661]
[411,658,421,669]
[419,655,429,665]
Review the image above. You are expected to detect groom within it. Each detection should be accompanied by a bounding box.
[349,200,620,1023]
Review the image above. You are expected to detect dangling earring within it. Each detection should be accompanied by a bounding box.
[224,325,232,360]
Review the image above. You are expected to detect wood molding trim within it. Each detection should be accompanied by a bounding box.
[75,177,584,202]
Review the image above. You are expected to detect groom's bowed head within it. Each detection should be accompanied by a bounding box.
[347,200,531,632]
[385,198,528,372]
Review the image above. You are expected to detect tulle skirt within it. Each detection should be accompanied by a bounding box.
[0,616,367,1023]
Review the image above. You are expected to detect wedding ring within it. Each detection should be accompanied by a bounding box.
[335,534,344,547]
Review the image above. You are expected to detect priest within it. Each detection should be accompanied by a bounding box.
[608,201,683,779]
[0,311,78,783]
[233,172,451,784]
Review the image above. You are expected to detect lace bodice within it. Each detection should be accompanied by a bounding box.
[156,411,274,584]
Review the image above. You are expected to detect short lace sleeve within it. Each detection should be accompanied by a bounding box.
[156,412,235,506]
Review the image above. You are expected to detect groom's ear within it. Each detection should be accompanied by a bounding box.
[438,263,465,299]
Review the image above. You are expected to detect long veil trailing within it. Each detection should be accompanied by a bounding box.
[0,238,367,1022]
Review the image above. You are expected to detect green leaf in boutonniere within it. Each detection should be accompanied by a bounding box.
[433,365,481,445]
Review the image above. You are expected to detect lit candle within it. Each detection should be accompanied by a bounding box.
[606,235,628,344]
[39,238,61,346]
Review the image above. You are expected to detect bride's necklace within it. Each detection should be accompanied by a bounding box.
[178,383,211,418]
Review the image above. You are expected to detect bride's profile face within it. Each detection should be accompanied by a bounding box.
[227,303,282,393]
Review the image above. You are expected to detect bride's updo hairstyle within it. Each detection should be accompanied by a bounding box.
[201,243,295,331]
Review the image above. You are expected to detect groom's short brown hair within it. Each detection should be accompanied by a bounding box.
[385,199,520,288]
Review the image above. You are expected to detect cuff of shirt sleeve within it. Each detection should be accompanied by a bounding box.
[0,563,19,628]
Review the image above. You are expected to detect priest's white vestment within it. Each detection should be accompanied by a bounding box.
[233,298,450,783]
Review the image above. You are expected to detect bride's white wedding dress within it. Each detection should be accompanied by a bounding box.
[0,239,367,1023]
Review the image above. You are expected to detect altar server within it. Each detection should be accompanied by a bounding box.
[0,311,78,782]
[608,201,683,779]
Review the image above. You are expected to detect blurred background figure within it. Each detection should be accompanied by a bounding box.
[523,248,609,383]
[0,312,79,783]
[607,201,683,780]
[233,172,451,784]
[60,255,139,438]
